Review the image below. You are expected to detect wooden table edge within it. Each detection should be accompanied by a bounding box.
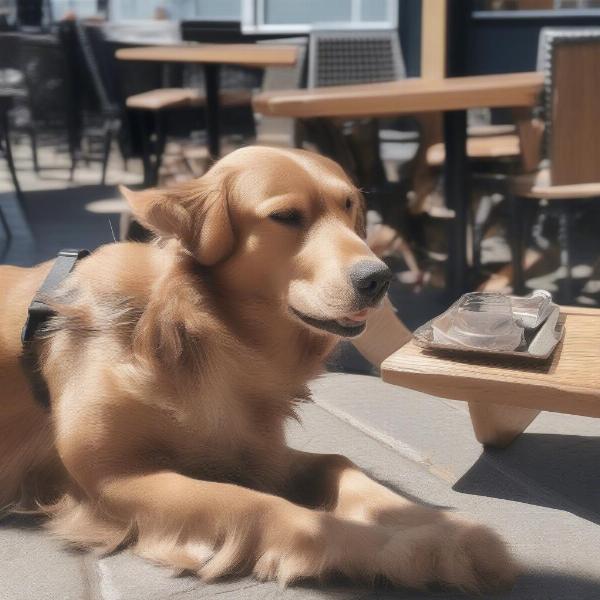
[253,72,544,119]
[381,364,600,418]
[115,44,299,67]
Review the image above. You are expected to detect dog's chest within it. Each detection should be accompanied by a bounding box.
[158,391,288,490]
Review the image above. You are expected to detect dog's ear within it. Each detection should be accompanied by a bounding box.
[120,170,235,265]
[354,190,367,239]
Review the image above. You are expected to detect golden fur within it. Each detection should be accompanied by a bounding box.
[0,147,517,591]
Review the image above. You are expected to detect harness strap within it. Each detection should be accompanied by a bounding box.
[21,249,90,409]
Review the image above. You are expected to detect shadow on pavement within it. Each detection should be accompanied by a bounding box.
[454,433,600,525]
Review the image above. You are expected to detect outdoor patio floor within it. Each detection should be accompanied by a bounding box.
[1,143,599,599]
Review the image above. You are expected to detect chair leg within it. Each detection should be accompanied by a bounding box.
[29,127,39,173]
[137,111,155,187]
[1,111,25,209]
[68,131,78,182]
[508,194,525,295]
[153,111,167,185]
[472,192,494,274]
[100,122,113,186]
[558,201,574,305]
[0,206,11,242]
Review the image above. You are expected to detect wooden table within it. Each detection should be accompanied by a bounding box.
[116,43,299,158]
[381,306,600,448]
[253,72,544,298]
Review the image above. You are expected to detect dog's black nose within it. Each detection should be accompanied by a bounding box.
[349,260,392,302]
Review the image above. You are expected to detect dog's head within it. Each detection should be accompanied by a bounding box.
[121,147,391,338]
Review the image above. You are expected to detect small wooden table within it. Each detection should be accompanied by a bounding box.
[381,306,600,448]
[253,72,544,298]
[116,43,299,159]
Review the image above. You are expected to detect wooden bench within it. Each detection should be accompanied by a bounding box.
[381,306,600,447]
[125,88,251,111]
[426,133,521,167]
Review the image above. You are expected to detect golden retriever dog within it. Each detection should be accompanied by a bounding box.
[0,147,516,592]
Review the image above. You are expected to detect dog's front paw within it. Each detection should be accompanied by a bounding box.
[379,518,518,593]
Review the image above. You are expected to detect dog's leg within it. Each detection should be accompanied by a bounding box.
[54,456,515,591]
[62,469,443,588]
[282,450,518,591]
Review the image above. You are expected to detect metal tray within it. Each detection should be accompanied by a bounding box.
[413,303,564,360]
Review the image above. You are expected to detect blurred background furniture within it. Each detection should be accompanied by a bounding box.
[3,0,600,313]
[510,28,600,304]
[253,71,544,299]
[116,42,299,162]
[0,90,24,240]
[0,91,23,202]
[303,29,417,188]
[17,32,79,178]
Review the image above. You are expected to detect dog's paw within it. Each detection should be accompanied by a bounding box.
[378,518,518,592]
[450,521,518,592]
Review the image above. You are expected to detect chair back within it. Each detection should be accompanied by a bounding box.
[0,33,22,71]
[18,33,77,128]
[308,30,405,88]
[537,28,600,185]
[255,37,307,147]
[73,21,118,115]
[180,20,243,44]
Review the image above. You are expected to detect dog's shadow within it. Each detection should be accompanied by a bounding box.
[453,433,600,525]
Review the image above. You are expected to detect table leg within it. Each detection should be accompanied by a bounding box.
[443,109,470,299]
[203,63,221,159]
[468,401,540,448]
[136,111,155,187]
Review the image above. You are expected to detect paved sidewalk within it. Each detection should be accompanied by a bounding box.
[2,373,599,600]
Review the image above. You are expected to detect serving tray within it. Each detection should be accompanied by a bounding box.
[413,303,564,360]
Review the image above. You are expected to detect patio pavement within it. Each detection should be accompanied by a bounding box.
[1,142,600,599]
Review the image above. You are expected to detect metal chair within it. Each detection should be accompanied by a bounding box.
[510,28,600,303]
[71,21,123,185]
[73,21,200,186]
[18,33,79,178]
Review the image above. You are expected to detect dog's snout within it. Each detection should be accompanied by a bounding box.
[349,260,392,302]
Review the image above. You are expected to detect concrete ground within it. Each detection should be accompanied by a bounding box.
[1,142,600,599]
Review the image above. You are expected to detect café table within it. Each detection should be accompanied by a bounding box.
[381,305,600,448]
[253,72,544,298]
[116,43,299,159]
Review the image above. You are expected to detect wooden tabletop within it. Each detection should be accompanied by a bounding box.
[253,72,544,118]
[116,43,298,68]
[381,306,600,418]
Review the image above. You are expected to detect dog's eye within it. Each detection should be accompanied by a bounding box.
[345,198,353,211]
[269,210,303,227]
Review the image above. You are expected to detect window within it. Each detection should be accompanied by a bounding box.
[50,0,97,19]
[474,0,600,9]
[109,0,241,22]
[243,0,397,32]
[105,0,396,28]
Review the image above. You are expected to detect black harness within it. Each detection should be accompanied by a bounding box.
[21,249,90,409]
